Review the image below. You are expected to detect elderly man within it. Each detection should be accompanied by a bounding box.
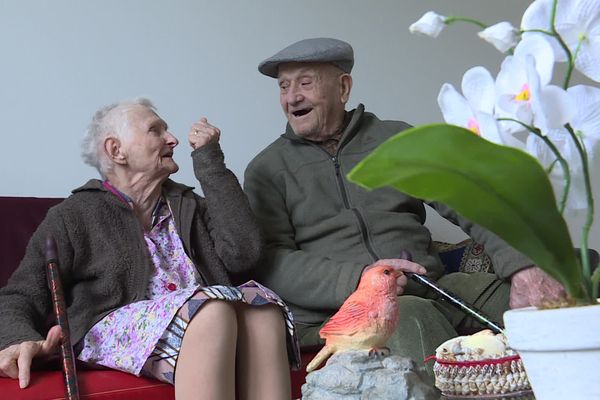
[244,37,564,381]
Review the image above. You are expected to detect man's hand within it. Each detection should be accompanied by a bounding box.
[362,258,427,296]
[510,266,567,308]
[189,117,221,150]
[0,325,62,388]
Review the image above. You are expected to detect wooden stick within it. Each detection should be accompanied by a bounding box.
[46,235,80,400]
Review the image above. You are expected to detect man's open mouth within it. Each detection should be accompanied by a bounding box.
[292,108,312,117]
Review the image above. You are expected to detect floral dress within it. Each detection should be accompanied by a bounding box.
[77,192,300,383]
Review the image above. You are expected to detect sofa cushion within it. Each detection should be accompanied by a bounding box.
[1,370,173,400]
[436,239,493,274]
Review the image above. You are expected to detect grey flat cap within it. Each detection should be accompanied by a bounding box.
[258,37,354,78]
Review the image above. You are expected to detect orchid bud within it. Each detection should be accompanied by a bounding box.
[478,21,519,53]
[409,11,447,38]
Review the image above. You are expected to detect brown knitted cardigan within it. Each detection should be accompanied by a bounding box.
[0,143,263,350]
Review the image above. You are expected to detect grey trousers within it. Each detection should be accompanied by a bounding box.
[296,272,510,385]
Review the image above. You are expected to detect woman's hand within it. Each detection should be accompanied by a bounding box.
[362,259,427,296]
[0,325,62,388]
[189,117,221,150]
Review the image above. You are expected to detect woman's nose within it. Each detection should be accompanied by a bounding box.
[165,131,179,147]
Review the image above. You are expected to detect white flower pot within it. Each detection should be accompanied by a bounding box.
[503,302,600,400]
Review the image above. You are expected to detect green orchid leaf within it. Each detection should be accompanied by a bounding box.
[348,123,584,300]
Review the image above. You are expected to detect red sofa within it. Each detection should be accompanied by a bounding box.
[0,196,316,400]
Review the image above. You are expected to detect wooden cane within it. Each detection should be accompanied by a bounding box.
[45,235,80,400]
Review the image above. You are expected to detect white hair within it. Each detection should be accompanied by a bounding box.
[81,97,155,178]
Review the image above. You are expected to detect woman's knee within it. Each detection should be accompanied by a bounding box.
[237,304,283,326]
[236,304,287,341]
[186,299,238,336]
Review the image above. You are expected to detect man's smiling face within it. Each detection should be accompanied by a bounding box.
[277,63,347,141]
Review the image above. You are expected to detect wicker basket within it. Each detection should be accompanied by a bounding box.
[433,354,532,397]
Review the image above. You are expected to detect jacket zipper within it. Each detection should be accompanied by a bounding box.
[331,154,379,263]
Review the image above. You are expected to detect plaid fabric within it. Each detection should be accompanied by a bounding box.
[140,280,301,384]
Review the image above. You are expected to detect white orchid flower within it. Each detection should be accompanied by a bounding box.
[409,11,446,38]
[438,66,507,145]
[495,35,574,133]
[525,84,600,209]
[478,21,520,53]
[521,0,600,82]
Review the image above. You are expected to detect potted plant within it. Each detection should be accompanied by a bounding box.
[348,1,599,399]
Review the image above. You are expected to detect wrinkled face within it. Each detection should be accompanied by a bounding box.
[278,63,348,141]
[118,105,179,180]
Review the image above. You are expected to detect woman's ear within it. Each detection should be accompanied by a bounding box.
[104,136,127,165]
[339,73,353,104]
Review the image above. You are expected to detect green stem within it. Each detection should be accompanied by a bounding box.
[565,123,595,302]
[444,16,487,29]
[521,0,576,88]
[497,118,571,213]
[549,0,575,88]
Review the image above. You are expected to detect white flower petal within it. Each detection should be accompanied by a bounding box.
[462,66,495,114]
[514,35,555,84]
[495,55,536,128]
[478,22,520,53]
[536,85,575,129]
[474,111,503,144]
[521,0,567,61]
[568,85,600,150]
[573,35,600,82]
[409,11,446,38]
[438,83,473,126]
[522,0,600,81]
[496,56,527,97]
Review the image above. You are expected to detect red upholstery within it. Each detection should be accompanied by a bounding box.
[0,196,316,399]
[2,370,173,400]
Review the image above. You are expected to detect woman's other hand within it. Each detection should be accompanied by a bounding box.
[0,325,62,388]
[189,117,221,150]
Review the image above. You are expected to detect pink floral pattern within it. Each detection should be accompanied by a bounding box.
[78,201,202,374]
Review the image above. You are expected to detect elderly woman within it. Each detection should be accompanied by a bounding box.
[0,98,299,400]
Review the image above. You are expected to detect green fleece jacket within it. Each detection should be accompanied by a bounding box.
[0,143,262,350]
[244,104,531,325]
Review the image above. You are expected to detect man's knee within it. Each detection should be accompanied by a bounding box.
[389,296,456,361]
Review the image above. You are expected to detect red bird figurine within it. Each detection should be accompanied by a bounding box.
[306,264,401,372]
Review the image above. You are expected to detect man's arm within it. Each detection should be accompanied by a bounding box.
[429,201,566,306]
[428,201,533,278]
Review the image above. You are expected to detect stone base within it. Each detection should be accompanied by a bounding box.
[301,350,438,400]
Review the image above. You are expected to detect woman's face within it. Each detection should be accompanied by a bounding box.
[120,105,179,180]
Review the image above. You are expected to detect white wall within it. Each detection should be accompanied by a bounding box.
[1,0,597,248]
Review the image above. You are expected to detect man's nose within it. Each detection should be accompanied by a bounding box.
[286,86,303,104]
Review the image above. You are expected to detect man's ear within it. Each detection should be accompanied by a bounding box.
[339,73,353,104]
[104,136,127,165]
